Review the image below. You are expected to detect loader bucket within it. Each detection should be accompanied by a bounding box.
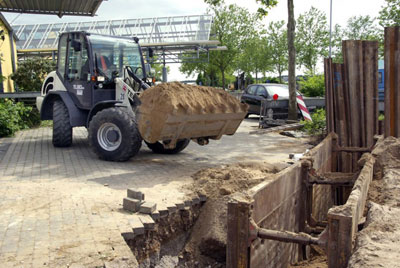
[137,82,248,146]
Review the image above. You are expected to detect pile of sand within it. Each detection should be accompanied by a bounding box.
[179,162,284,266]
[137,82,248,143]
[348,137,400,267]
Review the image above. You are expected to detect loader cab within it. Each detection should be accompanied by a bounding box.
[57,32,146,110]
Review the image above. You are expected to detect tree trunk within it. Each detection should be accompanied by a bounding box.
[255,69,258,83]
[278,64,282,83]
[287,0,297,120]
[221,69,226,89]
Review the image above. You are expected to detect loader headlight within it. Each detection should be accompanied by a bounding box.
[98,83,103,89]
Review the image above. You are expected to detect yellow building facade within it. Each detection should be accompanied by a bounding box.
[0,13,17,93]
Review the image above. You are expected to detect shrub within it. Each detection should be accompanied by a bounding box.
[11,58,56,92]
[298,74,325,97]
[301,109,326,136]
[0,99,36,137]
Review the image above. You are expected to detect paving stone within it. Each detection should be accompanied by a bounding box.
[175,202,185,210]
[139,202,156,214]
[184,200,192,207]
[151,211,160,221]
[129,217,144,235]
[167,205,177,214]
[123,198,141,212]
[199,194,207,202]
[192,197,200,205]
[138,215,155,231]
[159,209,169,218]
[127,189,144,202]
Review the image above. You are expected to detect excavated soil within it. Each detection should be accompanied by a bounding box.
[137,82,248,143]
[178,162,286,267]
[348,136,400,267]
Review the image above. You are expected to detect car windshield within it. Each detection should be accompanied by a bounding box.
[89,35,143,79]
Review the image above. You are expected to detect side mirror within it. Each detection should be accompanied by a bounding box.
[145,63,152,76]
[148,48,154,58]
[262,94,268,98]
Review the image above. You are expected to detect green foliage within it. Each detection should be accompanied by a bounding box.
[266,20,288,82]
[301,109,326,136]
[296,7,329,74]
[255,0,278,16]
[379,0,400,27]
[0,99,36,137]
[237,36,272,82]
[11,58,56,92]
[299,74,325,97]
[181,3,260,89]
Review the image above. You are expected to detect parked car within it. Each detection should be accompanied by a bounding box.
[240,83,298,118]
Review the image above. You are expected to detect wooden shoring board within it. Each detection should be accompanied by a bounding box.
[332,63,351,172]
[343,41,365,171]
[384,27,400,137]
[227,200,251,268]
[327,153,375,268]
[324,58,335,134]
[362,41,379,147]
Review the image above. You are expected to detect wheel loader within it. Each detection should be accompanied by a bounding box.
[37,31,247,161]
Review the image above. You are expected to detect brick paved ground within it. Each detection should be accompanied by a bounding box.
[0,120,311,267]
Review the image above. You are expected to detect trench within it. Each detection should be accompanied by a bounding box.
[123,203,205,268]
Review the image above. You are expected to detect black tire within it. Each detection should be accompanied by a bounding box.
[52,100,72,147]
[145,139,190,154]
[88,107,142,161]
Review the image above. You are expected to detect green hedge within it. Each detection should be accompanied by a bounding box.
[0,99,40,137]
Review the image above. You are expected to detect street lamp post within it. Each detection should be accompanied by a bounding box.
[329,0,333,58]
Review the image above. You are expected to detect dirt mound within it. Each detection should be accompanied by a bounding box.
[180,162,283,266]
[137,82,248,143]
[188,162,281,199]
[139,82,248,115]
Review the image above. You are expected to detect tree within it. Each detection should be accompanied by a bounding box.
[344,15,381,40]
[295,7,330,75]
[211,4,259,89]
[379,0,400,27]
[182,2,259,89]
[266,20,288,83]
[11,58,56,92]
[237,36,272,83]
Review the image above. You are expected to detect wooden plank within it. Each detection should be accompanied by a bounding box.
[327,153,375,268]
[362,41,379,147]
[324,58,334,133]
[227,200,250,268]
[384,27,399,137]
[332,63,347,171]
[343,41,362,170]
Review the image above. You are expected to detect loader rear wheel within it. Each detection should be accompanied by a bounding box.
[145,139,190,154]
[89,108,142,161]
[52,100,72,147]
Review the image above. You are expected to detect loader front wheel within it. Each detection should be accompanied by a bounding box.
[145,139,190,154]
[89,108,142,161]
[53,100,72,147]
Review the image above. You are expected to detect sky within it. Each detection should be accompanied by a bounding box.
[3,0,387,80]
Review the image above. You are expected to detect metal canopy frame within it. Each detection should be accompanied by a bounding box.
[14,15,217,64]
[0,0,104,17]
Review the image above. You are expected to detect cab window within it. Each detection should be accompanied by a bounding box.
[66,34,89,81]
[57,34,68,79]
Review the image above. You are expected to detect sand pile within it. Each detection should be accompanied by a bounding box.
[137,82,248,143]
[348,137,400,267]
[179,162,284,267]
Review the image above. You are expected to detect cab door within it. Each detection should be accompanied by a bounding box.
[63,33,93,109]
